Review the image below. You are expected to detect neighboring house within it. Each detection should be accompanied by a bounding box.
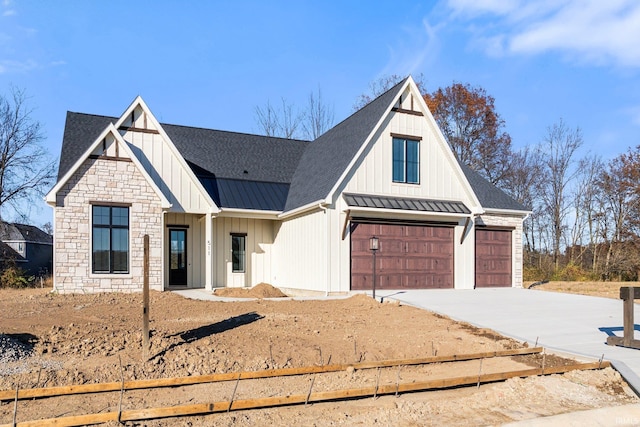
[45,77,530,294]
[0,222,53,276]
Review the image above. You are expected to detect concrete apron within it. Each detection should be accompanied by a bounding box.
[386,287,640,396]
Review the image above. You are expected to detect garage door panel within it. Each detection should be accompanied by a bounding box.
[351,222,454,290]
[476,229,512,288]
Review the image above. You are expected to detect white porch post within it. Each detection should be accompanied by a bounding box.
[205,213,213,290]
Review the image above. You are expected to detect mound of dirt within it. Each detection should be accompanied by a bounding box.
[213,283,288,299]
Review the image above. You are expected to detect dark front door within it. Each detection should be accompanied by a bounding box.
[169,229,187,286]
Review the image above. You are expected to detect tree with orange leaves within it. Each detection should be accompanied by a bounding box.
[423,82,512,186]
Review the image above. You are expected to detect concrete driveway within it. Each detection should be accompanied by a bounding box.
[386,287,640,393]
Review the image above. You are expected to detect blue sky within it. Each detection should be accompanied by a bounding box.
[1,0,640,227]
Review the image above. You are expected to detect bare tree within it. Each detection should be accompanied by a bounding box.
[303,87,334,140]
[254,98,302,139]
[353,73,427,111]
[538,119,583,268]
[0,88,56,221]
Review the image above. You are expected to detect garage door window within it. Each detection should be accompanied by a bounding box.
[392,137,419,184]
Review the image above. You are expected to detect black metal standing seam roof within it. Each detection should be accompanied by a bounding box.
[343,194,471,215]
[459,163,529,212]
[283,78,409,211]
[199,177,290,211]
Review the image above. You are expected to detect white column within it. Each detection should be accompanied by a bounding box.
[205,213,213,290]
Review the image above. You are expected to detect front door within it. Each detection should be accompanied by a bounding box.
[169,229,187,286]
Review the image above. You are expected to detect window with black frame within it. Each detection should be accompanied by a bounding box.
[231,233,246,273]
[392,137,420,184]
[92,205,129,273]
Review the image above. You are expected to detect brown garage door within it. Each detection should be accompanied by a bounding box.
[475,228,512,288]
[351,222,454,290]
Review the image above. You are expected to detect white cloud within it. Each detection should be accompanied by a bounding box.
[3,9,15,17]
[382,17,443,77]
[445,0,640,68]
[0,59,38,74]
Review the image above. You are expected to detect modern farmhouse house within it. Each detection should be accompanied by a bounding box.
[46,77,529,294]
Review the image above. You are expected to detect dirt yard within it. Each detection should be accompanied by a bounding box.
[526,281,640,299]
[0,287,637,426]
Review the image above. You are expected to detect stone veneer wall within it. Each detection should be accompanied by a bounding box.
[476,214,525,288]
[54,157,164,293]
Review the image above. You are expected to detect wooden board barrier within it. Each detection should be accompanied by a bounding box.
[1,360,610,427]
[0,347,542,402]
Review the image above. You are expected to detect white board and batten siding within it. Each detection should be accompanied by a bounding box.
[123,130,211,214]
[212,217,274,288]
[271,210,330,294]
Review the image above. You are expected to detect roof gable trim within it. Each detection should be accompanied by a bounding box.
[46,123,172,209]
[115,96,220,213]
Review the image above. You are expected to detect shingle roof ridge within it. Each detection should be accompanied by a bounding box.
[68,111,310,144]
[162,122,310,144]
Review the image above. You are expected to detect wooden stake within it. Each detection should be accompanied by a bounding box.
[373,368,381,399]
[599,354,604,369]
[228,373,241,413]
[395,366,402,397]
[542,350,546,374]
[117,356,124,423]
[142,235,150,361]
[12,383,18,427]
[477,359,483,389]
[305,376,316,407]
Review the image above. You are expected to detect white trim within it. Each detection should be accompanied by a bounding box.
[45,124,172,209]
[219,208,281,220]
[483,208,531,216]
[114,96,220,214]
[278,200,326,219]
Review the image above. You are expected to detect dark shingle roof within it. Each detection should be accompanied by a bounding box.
[0,223,53,244]
[284,78,408,211]
[57,113,308,210]
[460,163,529,212]
[56,79,528,215]
[344,193,470,215]
[163,124,308,184]
[58,113,114,180]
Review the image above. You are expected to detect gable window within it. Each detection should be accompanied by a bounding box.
[392,137,419,184]
[92,205,129,273]
[231,233,246,273]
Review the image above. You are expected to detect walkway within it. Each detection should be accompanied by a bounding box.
[388,287,640,394]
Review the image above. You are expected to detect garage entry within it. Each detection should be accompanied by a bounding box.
[351,222,454,290]
[475,228,512,288]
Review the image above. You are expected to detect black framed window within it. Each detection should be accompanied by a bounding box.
[392,137,419,184]
[92,205,129,273]
[231,234,246,273]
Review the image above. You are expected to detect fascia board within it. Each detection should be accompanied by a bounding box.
[115,96,220,214]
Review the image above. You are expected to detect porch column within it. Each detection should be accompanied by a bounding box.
[205,213,213,290]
